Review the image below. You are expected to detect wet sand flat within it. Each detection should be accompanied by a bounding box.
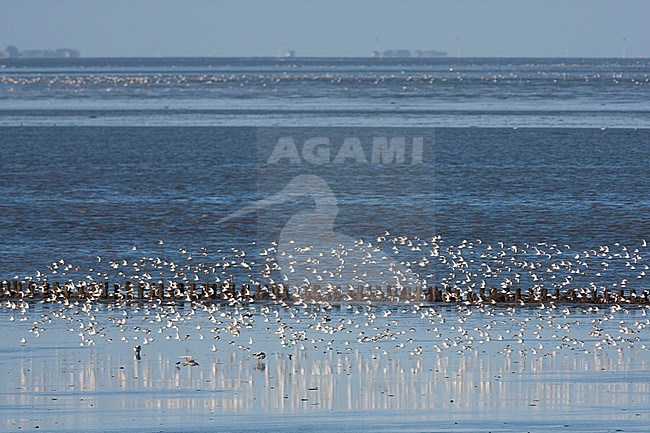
[1,302,648,432]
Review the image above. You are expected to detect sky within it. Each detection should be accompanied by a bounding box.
[0,0,648,58]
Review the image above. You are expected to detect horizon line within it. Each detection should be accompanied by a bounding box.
[1,55,647,61]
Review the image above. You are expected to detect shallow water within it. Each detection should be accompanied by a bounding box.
[2,57,650,128]
[1,301,648,432]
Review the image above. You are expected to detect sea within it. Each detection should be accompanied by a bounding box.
[0,57,649,432]
[1,58,649,278]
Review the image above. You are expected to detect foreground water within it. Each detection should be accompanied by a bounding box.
[1,301,649,432]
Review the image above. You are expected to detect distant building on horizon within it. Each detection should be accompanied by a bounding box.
[1,45,80,59]
[372,49,447,58]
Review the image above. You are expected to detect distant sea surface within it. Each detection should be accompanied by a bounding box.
[0,57,649,278]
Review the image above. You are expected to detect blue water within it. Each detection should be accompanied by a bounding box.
[0,58,649,282]
[1,57,650,433]
[2,57,650,128]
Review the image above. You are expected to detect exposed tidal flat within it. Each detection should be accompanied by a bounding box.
[1,299,649,432]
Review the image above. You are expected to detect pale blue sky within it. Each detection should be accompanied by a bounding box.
[1,0,648,58]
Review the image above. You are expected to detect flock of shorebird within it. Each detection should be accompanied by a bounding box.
[2,70,648,93]
[2,235,649,364]
[14,234,648,298]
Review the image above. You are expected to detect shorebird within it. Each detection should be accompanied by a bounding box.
[134,344,141,360]
[177,355,199,366]
[253,351,266,363]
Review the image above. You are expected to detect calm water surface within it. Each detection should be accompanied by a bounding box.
[1,57,649,432]
[1,302,648,432]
